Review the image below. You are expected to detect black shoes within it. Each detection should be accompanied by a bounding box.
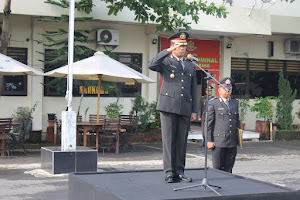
[174,174,192,183]
[165,175,174,183]
[165,174,192,183]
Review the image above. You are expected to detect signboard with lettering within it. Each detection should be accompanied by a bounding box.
[79,86,108,95]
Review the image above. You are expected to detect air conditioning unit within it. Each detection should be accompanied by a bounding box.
[97,29,119,46]
[284,39,300,54]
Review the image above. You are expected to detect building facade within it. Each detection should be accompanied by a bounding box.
[1,0,300,131]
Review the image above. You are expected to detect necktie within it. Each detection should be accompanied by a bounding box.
[179,60,184,71]
[225,99,229,108]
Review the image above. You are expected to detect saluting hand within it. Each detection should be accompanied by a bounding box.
[167,43,182,53]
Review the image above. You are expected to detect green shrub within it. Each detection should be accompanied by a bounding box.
[276,71,297,130]
[238,94,250,123]
[250,97,276,122]
[130,92,161,131]
[12,102,38,121]
[105,101,123,118]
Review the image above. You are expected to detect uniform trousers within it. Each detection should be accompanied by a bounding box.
[160,111,190,176]
[212,147,237,173]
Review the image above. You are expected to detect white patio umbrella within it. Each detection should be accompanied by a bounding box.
[0,53,44,76]
[46,51,155,122]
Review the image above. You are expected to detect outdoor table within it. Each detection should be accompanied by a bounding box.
[0,122,21,157]
[76,120,130,154]
[0,132,9,157]
[76,121,104,150]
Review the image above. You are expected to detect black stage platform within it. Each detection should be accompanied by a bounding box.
[68,168,300,200]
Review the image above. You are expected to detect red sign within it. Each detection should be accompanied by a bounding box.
[160,37,221,95]
[160,37,220,71]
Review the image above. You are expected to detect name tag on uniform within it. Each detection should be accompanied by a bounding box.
[218,108,225,110]
[170,65,177,69]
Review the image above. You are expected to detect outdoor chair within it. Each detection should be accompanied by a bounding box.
[76,115,84,145]
[89,114,106,123]
[119,115,132,125]
[99,118,120,154]
[0,118,13,156]
[47,115,60,144]
[8,119,31,155]
[77,115,83,122]
[88,114,106,146]
[119,116,139,153]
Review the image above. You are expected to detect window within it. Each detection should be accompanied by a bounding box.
[232,71,246,96]
[231,58,300,98]
[43,49,65,96]
[44,50,142,97]
[249,71,279,97]
[116,53,142,97]
[1,48,28,96]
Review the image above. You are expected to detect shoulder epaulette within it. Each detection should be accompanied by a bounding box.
[209,97,217,102]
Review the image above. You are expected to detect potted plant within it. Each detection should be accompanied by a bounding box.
[105,101,123,118]
[238,94,250,130]
[250,97,276,140]
[11,102,38,142]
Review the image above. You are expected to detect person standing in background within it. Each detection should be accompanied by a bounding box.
[198,85,214,146]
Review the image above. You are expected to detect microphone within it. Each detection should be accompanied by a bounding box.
[187,54,199,62]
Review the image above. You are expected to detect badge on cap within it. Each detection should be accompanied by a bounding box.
[225,79,231,85]
[180,33,186,40]
[168,32,189,46]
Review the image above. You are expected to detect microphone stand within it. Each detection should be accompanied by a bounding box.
[174,60,228,196]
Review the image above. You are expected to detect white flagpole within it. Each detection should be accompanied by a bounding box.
[61,0,76,151]
[67,0,75,111]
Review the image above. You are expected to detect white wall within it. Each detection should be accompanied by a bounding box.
[39,22,154,132]
[188,6,272,35]
[3,0,299,18]
[1,1,300,132]
[229,0,300,17]
[0,15,156,132]
[2,0,299,36]
[231,34,300,130]
[230,35,300,60]
[0,0,138,22]
[0,15,38,128]
[242,99,300,131]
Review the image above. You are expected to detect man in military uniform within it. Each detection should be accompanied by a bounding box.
[198,85,214,146]
[206,77,240,173]
[148,32,197,183]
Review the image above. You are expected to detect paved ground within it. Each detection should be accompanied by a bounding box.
[0,140,300,200]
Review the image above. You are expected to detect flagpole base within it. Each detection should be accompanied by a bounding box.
[61,111,77,151]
